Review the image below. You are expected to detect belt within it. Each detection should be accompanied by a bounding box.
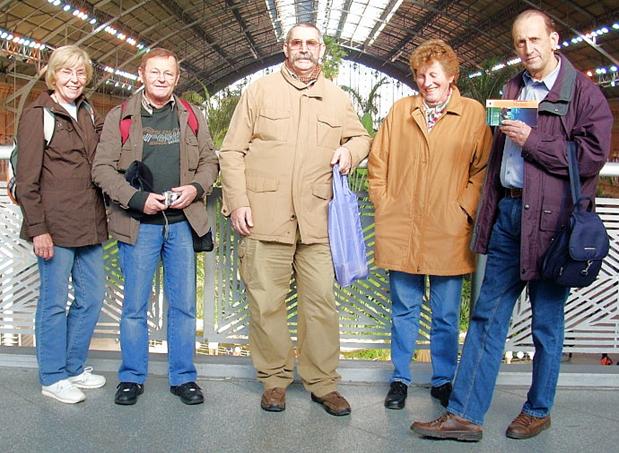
[504,187,523,198]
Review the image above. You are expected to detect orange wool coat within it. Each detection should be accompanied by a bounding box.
[368,87,492,275]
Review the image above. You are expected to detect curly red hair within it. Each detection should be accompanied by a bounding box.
[409,39,460,85]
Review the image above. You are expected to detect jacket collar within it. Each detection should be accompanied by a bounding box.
[121,91,184,119]
[31,90,89,117]
[543,53,576,104]
[505,53,576,104]
[410,86,464,117]
[141,92,176,115]
[280,66,326,98]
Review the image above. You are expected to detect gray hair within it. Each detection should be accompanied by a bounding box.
[285,22,323,43]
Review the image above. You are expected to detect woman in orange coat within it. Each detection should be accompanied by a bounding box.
[368,39,492,410]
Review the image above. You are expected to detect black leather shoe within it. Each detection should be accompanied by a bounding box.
[114,382,144,405]
[430,382,452,408]
[384,381,408,409]
[170,382,204,405]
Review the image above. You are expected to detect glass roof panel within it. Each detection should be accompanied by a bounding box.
[276,1,297,39]
[267,0,402,47]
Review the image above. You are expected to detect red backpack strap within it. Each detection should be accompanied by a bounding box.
[119,100,131,146]
[178,98,199,136]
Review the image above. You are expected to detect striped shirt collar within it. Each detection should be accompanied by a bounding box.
[141,93,175,115]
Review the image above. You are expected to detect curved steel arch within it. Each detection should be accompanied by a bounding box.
[183,49,416,95]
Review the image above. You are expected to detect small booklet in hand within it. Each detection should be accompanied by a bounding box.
[486,99,539,127]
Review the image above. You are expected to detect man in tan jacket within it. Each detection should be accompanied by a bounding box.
[219,23,370,416]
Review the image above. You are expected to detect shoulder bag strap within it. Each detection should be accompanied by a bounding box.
[566,141,581,206]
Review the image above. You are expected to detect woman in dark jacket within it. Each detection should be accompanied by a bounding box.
[16,45,108,404]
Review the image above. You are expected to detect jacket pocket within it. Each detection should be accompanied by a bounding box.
[316,114,342,148]
[117,145,136,172]
[246,173,279,192]
[185,134,199,170]
[312,182,333,200]
[256,109,290,142]
[540,204,564,232]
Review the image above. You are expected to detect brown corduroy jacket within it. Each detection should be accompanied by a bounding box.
[16,90,108,247]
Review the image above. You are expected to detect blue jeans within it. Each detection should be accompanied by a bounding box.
[389,271,463,386]
[448,197,570,425]
[35,245,104,386]
[117,221,197,386]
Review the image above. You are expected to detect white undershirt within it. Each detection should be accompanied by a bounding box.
[59,101,78,120]
[51,94,78,120]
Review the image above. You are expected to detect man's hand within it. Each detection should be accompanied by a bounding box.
[231,207,254,236]
[33,233,54,260]
[331,146,353,174]
[500,120,531,147]
[169,185,198,209]
[144,193,166,214]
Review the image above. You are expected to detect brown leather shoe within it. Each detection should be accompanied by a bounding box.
[411,413,483,442]
[506,412,551,439]
[311,391,351,416]
[260,387,286,412]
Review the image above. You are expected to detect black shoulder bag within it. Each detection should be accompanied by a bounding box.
[541,142,609,287]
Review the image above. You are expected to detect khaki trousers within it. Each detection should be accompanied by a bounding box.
[239,236,341,396]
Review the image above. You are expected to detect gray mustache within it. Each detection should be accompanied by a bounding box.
[293,54,319,64]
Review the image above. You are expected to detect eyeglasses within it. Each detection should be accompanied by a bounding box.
[146,69,177,81]
[57,68,87,81]
[287,39,322,51]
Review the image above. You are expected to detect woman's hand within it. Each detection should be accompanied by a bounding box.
[33,233,54,260]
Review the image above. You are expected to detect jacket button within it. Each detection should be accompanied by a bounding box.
[524,204,530,209]
[290,215,296,220]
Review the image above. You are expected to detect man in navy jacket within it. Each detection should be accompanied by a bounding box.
[412,9,613,441]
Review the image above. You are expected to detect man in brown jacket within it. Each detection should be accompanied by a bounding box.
[92,48,219,406]
[219,23,371,416]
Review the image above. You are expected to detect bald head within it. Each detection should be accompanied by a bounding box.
[512,9,556,37]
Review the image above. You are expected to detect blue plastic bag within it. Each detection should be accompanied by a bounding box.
[328,164,369,287]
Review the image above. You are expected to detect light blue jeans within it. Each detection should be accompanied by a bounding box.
[448,197,570,425]
[117,221,197,386]
[35,244,105,386]
[389,271,463,387]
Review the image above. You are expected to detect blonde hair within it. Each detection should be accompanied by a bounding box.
[45,45,93,89]
[409,39,460,85]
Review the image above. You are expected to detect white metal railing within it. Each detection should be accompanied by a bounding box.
[0,156,618,353]
[0,141,15,160]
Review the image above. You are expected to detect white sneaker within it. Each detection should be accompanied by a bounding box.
[42,379,86,404]
[68,367,106,389]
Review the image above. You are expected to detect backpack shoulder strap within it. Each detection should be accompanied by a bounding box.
[178,98,199,136]
[119,99,199,145]
[43,107,55,144]
[82,100,96,126]
[119,101,131,146]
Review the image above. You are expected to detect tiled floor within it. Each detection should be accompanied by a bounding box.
[0,365,618,453]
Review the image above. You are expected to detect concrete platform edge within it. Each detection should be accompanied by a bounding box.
[1,348,617,387]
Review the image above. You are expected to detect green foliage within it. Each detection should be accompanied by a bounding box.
[341,348,390,360]
[181,84,240,150]
[360,112,374,135]
[458,58,521,104]
[181,90,205,105]
[460,276,471,331]
[207,91,241,149]
[322,35,347,80]
[342,76,389,136]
